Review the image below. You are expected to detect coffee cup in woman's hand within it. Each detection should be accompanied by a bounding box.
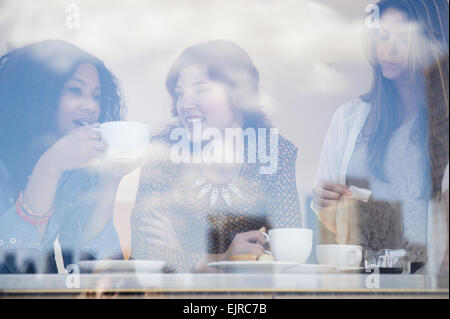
[97,121,151,162]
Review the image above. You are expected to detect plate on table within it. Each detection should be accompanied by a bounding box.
[334,266,366,273]
[288,264,338,274]
[207,261,299,273]
[77,260,166,274]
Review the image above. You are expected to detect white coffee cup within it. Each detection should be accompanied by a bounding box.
[97,121,150,162]
[316,244,363,267]
[264,228,313,263]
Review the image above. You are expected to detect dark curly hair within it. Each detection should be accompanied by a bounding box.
[0,39,126,198]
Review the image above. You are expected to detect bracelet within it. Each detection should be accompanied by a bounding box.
[18,192,54,217]
[16,201,52,226]
[15,192,55,226]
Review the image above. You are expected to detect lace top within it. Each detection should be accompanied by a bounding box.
[131,134,302,272]
[346,117,431,262]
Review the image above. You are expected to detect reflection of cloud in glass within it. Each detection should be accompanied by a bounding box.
[1,0,367,94]
[26,43,79,74]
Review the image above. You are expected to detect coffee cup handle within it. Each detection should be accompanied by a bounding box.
[350,248,363,266]
[261,232,270,243]
[260,232,272,255]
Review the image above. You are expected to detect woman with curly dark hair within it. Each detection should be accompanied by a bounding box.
[0,40,131,273]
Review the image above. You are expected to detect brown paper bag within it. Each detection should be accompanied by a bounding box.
[335,196,360,245]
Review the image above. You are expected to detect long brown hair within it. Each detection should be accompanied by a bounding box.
[361,0,449,184]
[425,53,449,198]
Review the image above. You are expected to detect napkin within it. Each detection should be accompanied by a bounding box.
[349,185,372,202]
[53,234,68,274]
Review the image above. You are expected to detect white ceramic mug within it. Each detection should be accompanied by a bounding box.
[316,244,363,267]
[263,228,313,263]
[97,121,150,162]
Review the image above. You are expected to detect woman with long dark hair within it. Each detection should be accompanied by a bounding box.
[131,40,302,272]
[0,40,132,273]
[312,0,448,272]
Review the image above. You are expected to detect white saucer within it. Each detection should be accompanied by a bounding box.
[288,264,338,274]
[334,266,366,273]
[77,260,166,273]
[207,261,299,273]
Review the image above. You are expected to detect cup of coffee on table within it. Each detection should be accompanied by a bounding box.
[316,244,363,267]
[97,121,150,162]
[264,228,313,263]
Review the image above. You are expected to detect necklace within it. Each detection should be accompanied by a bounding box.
[191,167,243,207]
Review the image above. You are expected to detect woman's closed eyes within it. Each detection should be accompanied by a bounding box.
[174,84,213,102]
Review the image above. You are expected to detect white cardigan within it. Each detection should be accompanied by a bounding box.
[312,98,448,274]
[314,98,371,190]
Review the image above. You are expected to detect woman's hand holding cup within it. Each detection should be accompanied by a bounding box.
[222,228,268,261]
[40,123,107,176]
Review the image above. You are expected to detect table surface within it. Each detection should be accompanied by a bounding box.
[0,273,448,298]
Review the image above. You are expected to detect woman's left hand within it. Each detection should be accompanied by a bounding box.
[139,211,182,251]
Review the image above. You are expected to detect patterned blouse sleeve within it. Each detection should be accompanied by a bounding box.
[265,135,302,229]
[130,144,203,272]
